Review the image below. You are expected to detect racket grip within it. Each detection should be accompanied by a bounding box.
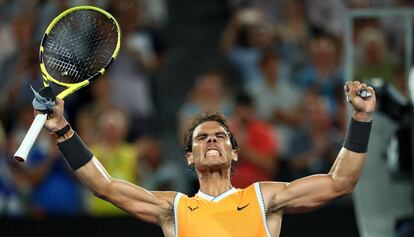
[14,113,48,162]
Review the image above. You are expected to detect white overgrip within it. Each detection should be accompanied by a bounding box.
[14,113,48,162]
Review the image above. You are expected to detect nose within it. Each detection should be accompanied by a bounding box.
[207,135,217,143]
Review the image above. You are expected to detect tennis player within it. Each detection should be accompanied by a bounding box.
[41,80,375,237]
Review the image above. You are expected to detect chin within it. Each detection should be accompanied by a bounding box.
[205,158,231,169]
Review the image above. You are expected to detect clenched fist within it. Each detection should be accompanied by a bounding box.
[344,81,376,122]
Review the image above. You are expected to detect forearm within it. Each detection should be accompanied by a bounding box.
[74,157,113,197]
[328,114,372,193]
[54,126,111,197]
[328,148,367,194]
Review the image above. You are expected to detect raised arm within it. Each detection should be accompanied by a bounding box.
[41,99,175,224]
[261,81,376,214]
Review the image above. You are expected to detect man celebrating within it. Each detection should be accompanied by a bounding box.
[42,81,375,237]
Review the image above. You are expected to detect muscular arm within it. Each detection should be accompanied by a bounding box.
[262,147,366,214]
[75,157,175,223]
[41,99,175,224]
[261,81,375,214]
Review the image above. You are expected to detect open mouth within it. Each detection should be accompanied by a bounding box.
[205,148,221,158]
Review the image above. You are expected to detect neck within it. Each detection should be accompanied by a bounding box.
[197,169,233,196]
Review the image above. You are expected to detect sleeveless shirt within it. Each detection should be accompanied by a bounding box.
[173,183,271,237]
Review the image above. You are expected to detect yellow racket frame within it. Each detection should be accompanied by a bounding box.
[39,6,121,99]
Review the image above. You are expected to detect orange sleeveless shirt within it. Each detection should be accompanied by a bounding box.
[173,183,271,237]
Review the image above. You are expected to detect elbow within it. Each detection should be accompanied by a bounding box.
[91,177,115,201]
[331,175,358,197]
[341,185,355,196]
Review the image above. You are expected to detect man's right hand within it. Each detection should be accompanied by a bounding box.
[35,98,68,132]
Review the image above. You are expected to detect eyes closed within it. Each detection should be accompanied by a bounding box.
[195,132,228,142]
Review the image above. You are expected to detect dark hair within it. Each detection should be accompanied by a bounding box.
[183,111,238,154]
[235,91,253,107]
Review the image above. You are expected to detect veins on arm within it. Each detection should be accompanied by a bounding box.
[74,157,176,224]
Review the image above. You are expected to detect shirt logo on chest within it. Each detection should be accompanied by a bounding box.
[188,206,199,212]
[237,203,250,211]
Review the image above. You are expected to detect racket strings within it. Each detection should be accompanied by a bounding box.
[43,9,118,84]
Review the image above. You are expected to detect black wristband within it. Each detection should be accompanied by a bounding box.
[57,132,93,170]
[53,124,71,138]
[343,118,372,153]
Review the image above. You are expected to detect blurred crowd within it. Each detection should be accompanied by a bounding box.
[0,0,411,218]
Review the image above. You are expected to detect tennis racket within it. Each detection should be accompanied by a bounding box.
[14,6,121,162]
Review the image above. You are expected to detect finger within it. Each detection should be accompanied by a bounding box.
[345,81,364,103]
[366,86,375,94]
[54,98,64,110]
[354,82,364,91]
[355,83,367,96]
[345,81,354,103]
[365,86,375,98]
[344,81,352,93]
[55,98,64,105]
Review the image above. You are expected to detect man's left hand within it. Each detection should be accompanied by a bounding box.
[344,81,376,122]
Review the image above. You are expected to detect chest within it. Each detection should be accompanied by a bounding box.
[176,190,270,237]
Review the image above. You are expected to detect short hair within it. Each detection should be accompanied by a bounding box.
[183,111,238,154]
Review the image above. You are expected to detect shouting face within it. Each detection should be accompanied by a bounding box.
[187,121,238,173]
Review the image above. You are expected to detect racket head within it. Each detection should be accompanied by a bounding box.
[39,6,121,99]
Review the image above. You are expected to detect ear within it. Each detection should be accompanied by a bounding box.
[231,150,238,162]
[186,152,194,165]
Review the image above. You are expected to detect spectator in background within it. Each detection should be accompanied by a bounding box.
[245,51,301,161]
[226,0,288,24]
[220,7,275,83]
[25,140,83,217]
[289,91,341,179]
[3,43,42,109]
[87,108,139,216]
[7,104,83,217]
[36,0,70,41]
[295,34,344,117]
[140,0,169,29]
[178,68,234,143]
[274,0,310,69]
[0,8,15,67]
[138,137,188,193]
[76,76,118,145]
[349,0,395,8]
[108,0,165,139]
[0,119,25,217]
[229,92,278,188]
[305,0,347,37]
[355,26,398,86]
[0,10,39,133]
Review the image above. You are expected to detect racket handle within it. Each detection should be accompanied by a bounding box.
[14,113,48,162]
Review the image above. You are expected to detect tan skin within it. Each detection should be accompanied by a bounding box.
[42,81,375,237]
